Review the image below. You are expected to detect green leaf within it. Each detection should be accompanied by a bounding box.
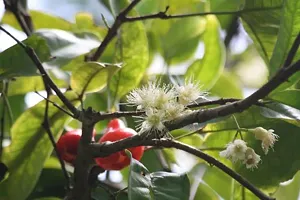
[209,70,243,98]
[2,11,72,31]
[150,171,190,200]
[194,183,221,200]
[35,29,100,61]
[269,90,300,110]
[70,62,120,95]
[128,154,190,200]
[28,164,66,199]
[0,35,51,80]
[269,0,300,76]
[0,74,68,96]
[241,0,283,66]
[260,102,300,121]
[186,15,225,90]
[210,0,244,29]
[128,155,152,200]
[273,171,300,200]
[0,92,79,200]
[110,0,149,99]
[188,163,221,200]
[202,165,234,200]
[162,17,205,65]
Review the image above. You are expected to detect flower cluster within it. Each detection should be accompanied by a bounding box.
[126,80,205,135]
[220,139,260,169]
[219,127,279,170]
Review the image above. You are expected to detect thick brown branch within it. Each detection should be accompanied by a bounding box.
[92,98,243,122]
[90,139,273,200]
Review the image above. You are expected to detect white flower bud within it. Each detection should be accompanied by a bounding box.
[249,127,279,154]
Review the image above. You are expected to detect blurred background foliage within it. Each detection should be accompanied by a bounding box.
[0,0,300,199]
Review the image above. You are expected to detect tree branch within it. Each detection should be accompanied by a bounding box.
[284,33,300,67]
[89,139,274,200]
[87,0,141,61]
[93,98,243,122]
[123,6,282,22]
[41,81,72,191]
[4,0,33,36]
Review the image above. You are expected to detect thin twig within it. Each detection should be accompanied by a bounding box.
[41,83,72,190]
[88,0,142,61]
[35,91,75,118]
[0,81,9,158]
[4,0,32,36]
[123,6,282,22]
[0,26,79,117]
[90,139,274,200]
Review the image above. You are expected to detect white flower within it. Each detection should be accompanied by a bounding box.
[164,101,185,120]
[219,139,248,162]
[126,82,176,110]
[243,148,261,169]
[139,108,165,132]
[175,79,204,105]
[249,127,279,154]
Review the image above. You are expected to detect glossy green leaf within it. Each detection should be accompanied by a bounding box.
[73,13,107,39]
[2,11,72,31]
[162,17,205,65]
[150,171,190,200]
[32,198,62,200]
[202,166,234,200]
[92,186,128,200]
[140,150,163,173]
[269,90,300,110]
[0,93,25,135]
[28,164,66,199]
[188,163,221,200]
[128,154,190,200]
[70,62,120,95]
[35,29,100,60]
[0,74,68,96]
[241,0,283,66]
[0,35,51,80]
[203,106,300,189]
[109,0,149,99]
[209,70,243,98]
[194,183,221,200]
[273,171,300,200]
[269,0,300,75]
[0,92,79,200]
[186,15,225,90]
[260,102,300,121]
[210,0,244,29]
[128,155,152,200]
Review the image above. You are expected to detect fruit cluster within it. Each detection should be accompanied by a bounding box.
[56,119,144,170]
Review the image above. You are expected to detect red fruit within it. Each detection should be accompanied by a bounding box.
[56,129,96,164]
[106,118,126,132]
[96,120,144,170]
